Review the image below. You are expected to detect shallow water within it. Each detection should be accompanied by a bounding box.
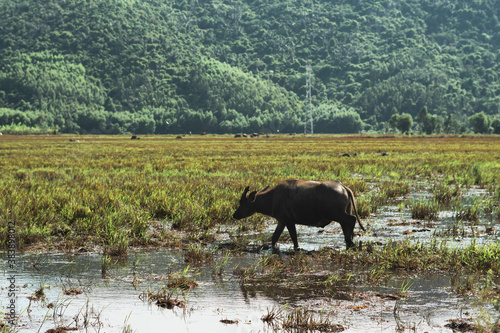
[0,247,497,333]
[1,250,275,332]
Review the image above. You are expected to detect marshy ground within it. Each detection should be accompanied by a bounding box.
[0,134,499,332]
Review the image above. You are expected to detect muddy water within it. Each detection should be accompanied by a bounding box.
[1,250,276,332]
[0,247,496,333]
[1,187,499,332]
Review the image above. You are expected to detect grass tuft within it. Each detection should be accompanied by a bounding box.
[281,307,344,332]
[409,200,440,220]
[184,244,214,264]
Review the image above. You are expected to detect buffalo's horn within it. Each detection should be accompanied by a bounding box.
[243,186,250,197]
[259,186,270,193]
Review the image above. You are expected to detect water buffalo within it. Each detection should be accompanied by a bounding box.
[232,179,365,250]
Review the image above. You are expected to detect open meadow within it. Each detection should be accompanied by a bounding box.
[1,134,499,332]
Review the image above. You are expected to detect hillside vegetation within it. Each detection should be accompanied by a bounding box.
[0,0,499,134]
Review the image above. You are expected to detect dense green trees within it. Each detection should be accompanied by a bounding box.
[314,103,365,134]
[417,107,444,135]
[389,113,413,135]
[0,0,499,134]
[469,112,492,134]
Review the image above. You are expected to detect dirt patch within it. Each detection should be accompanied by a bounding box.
[167,277,199,290]
[45,327,78,333]
[63,287,83,296]
[444,318,476,332]
[156,298,185,309]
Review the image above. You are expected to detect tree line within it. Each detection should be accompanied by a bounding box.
[0,0,499,134]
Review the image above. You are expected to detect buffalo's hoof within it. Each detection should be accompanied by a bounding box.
[292,247,304,253]
[259,244,272,251]
[346,242,360,251]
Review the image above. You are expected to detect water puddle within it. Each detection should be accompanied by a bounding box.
[1,247,497,332]
[2,250,276,332]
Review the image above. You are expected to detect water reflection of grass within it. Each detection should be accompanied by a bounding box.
[233,241,499,331]
[236,240,500,326]
[237,242,500,284]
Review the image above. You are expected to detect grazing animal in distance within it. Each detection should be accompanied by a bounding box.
[232,179,365,250]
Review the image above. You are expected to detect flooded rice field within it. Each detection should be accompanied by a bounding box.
[0,250,493,333]
[2,187,499,332]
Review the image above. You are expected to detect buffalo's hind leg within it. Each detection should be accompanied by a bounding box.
[338,213,357,250]
[285,223,299,251]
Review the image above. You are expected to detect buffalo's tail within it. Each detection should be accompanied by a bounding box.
[344,185,365,232]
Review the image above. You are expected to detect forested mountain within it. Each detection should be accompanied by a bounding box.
[1,0,499,134]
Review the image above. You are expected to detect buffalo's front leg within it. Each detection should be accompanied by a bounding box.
[271,223,285,248]
[285,223,299,250]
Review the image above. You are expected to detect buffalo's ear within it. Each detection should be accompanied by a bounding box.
[248,191,258,202]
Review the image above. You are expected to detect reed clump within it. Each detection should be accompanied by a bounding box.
[432,183,462,205]
[281,307,344,332]
[183,244,215,264]
[456,206,481,223]
[166,277,199,290]
[140,289,186,309]
[409,200,440,220]
[381,181,410,199]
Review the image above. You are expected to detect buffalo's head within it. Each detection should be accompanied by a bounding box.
[232,186,258,219]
